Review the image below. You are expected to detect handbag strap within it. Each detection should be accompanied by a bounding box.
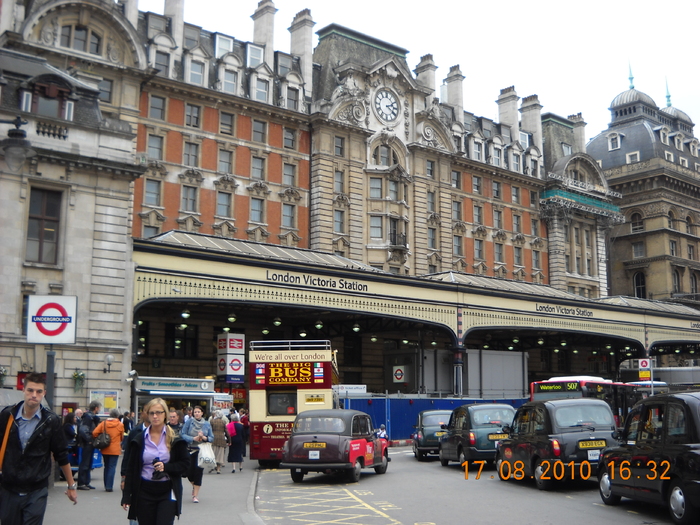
[0,413,15,472]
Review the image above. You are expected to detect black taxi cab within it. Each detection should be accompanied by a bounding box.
[496,398,616,490]
[280,409,389,483]
[598,392,700,525]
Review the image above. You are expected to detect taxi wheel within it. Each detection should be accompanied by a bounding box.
[598,467,621,505]
[534,459,554,491]
[496,455,509,481]
[458,448,466,465]
[668,480,699,525]
[439,447,449,467]
[374,452,388,474]
[413,443,425,461]
[348,459,362,483]
[290,470,304,483]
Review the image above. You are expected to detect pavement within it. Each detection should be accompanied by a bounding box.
[45,451,263,525]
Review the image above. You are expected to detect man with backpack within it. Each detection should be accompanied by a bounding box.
[77,400,101,490]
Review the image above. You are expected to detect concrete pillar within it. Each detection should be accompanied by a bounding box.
[252,0,277,68]
[497,86,519,144]
[444,66,464,126]
[520,95,543,155]
[164,0,184,59]
[569,113,587,154]
[289,9,315,91]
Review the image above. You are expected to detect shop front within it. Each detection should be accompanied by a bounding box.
[133,376,231,416]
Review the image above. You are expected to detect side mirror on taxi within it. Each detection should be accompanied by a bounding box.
[440,424,447,430]
[502,425,512,434]
[611,429,623,441]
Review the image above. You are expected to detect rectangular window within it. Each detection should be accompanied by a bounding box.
[531,159,538,177]
[495,243,504,262]
[666,151,675,162]
[183,142,199,166]
[670,240,677,257]
[334,171,344,193]
[512,186,520,204]
[248,44,263,67]
[155,51,169,77]
[493,148,501,167]
[216,35,234,58]
[427,160,435,178]
[283,163,295,186]
[220,112,234,135]
[251,157,265,179]
[513,214,521,232]
[143,225,159,238]
[98,79,113,103]
[428,228,437,249]
[689,245,695,261]
[26,188,61,264]
[252,120,266,143]
[494,210,503,229]
[493,181,501,199]
[451,170,461,189]
[512,154,520,173]
[473,205,483,225]
[255,78,268,102]
[369,178,382,199]
[587,258,592,275]
[189,61,204,85]
[388,180,399,201]
[576,257,582,273]
[452,201,462,221]
[277,55,292,76]
[147,135,163,160]
[453,235,464,256]
[181,186,197,212]
[564,228,570,243]
[514,246,523,266]
[530,190,538,208]
[427,191,435,212]
[216,191,232,217]
[184,26,199,49]
[562,143,572,156]
[680,157,689,168]
[144,179,161,206]
[282,203,295,228]
[473,176,482,194]
[428,264,437,274]
[531,219,539,236]
[185,104,200,127]
[565,255,570,272]
[532,250,540,268]
[370,216,383,238]
[222,70,237,94]
[287,88,299,111]
[585,230,591,247]
[166,323,198,359]
[473,142,482,161]
[335,136,345,157]
[574,227,580,244]
[218,149,233,173]
[626,151,639,164]
[334,210,345,233]
[474,238,483,259]
[149,95,166,120]
[283,128,295,149]
[251,198,264,223]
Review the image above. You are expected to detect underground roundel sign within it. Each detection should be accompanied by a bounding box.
[27,296,78,344]
[392,366,405,383]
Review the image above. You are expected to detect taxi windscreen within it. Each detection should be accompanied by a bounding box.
[294,417,346,433]
[470,407,515,427]
[421,414,450,426]
[553,405,614,428]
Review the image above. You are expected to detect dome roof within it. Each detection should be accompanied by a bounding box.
[660,106,694,124]
[610,88,656,109]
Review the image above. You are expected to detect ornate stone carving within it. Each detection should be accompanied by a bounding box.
[336,101,368,127]
[213,174,239,191]
[530,237,545,248]
[279,187,302,202]
[247,180,271,196]
[452,221,468,234]
[40,17,58,46]
[427,212,441,226]
[179,169,204,185]
[333,193,351,208]
[212,220,237,238]
[472,224,487,237]
[512,233,526,244]
[176,214,202,232]
[422,126,446,150]
[246,226,270,242]
[147,161,168,178]
[107,38,122,63]
[492,229,507,241]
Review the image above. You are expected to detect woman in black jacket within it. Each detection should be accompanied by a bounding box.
[121,398,190,525]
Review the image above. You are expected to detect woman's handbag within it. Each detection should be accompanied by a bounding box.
[197,442,216,468]
[92,421,111,449]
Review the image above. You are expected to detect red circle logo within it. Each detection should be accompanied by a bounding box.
[33,303,70,336]
[229,358,242,372]
[218,358,226,371]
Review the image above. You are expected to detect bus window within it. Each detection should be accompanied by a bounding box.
[268,392,296,416]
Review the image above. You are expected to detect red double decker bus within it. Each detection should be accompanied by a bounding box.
[248,340,339,466]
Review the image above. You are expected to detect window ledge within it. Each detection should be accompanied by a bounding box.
[24,262,63,271]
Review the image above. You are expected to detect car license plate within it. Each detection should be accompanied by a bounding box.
[578,440,606,449]
[587,449,601,461]
[488,433,508,440]
[308,450,320,460]
[303,442,326,448]
[435,431,446,437]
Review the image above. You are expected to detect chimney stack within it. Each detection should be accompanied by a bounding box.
[444,66,464,125]
[252,0,277,68]
[121,0,139,28]
[520,95,543,156]
[414,54,437,99]
[568,113,587,153]
[497,86,519,145]
[164,0,185,59]
[289,9,315,90]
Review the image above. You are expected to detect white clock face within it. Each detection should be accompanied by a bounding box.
[375,90,399,121]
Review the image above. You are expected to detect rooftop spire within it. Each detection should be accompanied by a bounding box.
[665,78,672,107]
[628,63,634,89]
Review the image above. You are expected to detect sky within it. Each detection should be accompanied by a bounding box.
[137,0,700,142]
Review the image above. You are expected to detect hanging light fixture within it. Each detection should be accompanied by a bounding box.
[273,317,282,326]
[181,309,191,319]
[572,349,579,354]
[402,338,410,345]
[370,335,378,343]
[261,327,270,335]
[431,340,438,347]
[560,339,567,347]
[605,343,612,350]
[553,348,560,353]
[512,336,520,344]
[299,327,307,338]
[178,323,188,330]
[314,320,324,330]
[222,326,230,333]
[537,338,544,345]
[482,342,490,349]
[227,312,237,323]
[507,345,514,350]
[352,323,361,333]
[592,350,598,355]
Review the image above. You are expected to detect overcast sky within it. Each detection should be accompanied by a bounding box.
[137,0,700,143]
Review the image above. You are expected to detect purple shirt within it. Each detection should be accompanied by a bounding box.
[141,425,170,481]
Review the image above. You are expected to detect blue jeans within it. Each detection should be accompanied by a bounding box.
[102,454,119,491]
[78,444,94,486]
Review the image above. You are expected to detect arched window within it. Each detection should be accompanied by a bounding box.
[631,213,644,233]
[668,211,676,230]
[686,216,694,235]
[673,270,681,294]
[372,145,399,166]
[60,25,102,56]
[633,272,646,299]
[691,273,698,295]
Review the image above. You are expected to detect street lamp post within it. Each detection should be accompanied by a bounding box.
[0,116,36,172]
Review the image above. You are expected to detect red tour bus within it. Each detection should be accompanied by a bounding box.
[248,340,339,465]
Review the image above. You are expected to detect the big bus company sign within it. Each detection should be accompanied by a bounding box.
[27,296,77,344]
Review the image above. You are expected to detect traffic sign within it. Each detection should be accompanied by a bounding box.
[27,296,77,344]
